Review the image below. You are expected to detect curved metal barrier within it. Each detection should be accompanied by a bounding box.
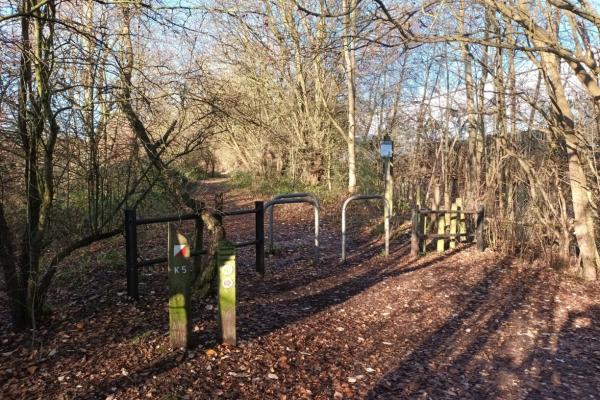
[271,192,320,207]
[341,194,390,262]
[269,192,319,254]
[265,196,320,264]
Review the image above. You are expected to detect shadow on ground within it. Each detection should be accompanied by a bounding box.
[366,259,600,399]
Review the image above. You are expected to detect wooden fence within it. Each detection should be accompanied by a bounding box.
[411,202,485,256]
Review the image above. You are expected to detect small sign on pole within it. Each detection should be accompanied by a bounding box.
[168,223,194,348]
[380,135,394,159]
[381,135,394,233]
[217,240,236,346]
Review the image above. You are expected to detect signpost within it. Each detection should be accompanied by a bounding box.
[168,223,194,348]
[380,135,394,235]
[217,240,236,346]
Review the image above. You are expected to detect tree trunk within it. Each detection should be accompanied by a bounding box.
[460,0,479,203]
[540,50,599,280]
[343,0,357,193]
[0,204,27,329]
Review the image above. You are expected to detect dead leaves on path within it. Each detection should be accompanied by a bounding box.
[1,189,600,399]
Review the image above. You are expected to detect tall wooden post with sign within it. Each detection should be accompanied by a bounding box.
[217,240,236,346]
[381,135,394,236]
[168,223,194,348]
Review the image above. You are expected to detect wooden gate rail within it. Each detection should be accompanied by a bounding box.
[410,205,485,256]
[125,201,265,300]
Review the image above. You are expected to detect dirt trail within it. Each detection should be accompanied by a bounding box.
[1,180,600,399]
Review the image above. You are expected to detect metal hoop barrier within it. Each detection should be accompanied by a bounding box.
[269,192,321,239]
[268,193,320,252]
[268,193,319,253]
[265,196,320,264]
[270,192,320,208]
[341,194,390,262]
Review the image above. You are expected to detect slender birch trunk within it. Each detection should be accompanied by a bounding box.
[343,0,357,193]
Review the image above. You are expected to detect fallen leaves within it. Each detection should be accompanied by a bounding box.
[205,349,217,357]
[1,185,600,400]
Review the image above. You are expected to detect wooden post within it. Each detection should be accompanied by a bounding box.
[384,157,393,228]
[456,197,467,242]
[168,223,194,349]
[449,202,458,249]
[450,177,458,202]
[444,184,451,238]
[476,205,485,251]
[255,201,265,275]
[125,208,139,300]
[217,240,236,345]
[432,183,440,219]
[410,208,419,257]
[420,208,427,254]
[437,211,445,252]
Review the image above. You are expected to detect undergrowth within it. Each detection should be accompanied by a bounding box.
[228,171,346,203]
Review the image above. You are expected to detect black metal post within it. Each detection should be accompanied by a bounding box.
[193,203,205,280]
[125,208,139,299]
[215,193,224,225]
[476,205,485,251]
[255,201,265,275]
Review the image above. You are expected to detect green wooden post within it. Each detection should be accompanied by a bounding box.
[449,202,458,249]
[217,240,236,346]
[168,223,194,349]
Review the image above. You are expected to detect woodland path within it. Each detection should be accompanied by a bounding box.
[1,178,600,399]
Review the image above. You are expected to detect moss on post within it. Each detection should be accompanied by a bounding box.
[168,223,194,349]
[217,240,236,346]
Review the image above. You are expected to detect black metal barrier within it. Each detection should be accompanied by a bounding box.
[125,201,265,299]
